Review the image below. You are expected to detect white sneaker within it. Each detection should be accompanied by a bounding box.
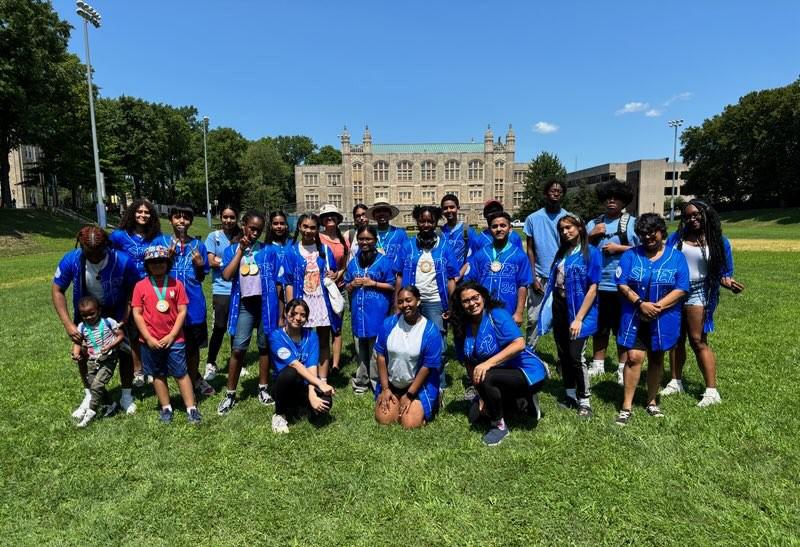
[203,363,218,381]
[72,393,91,419]
[660,379,685,396]
[698,390,722,408]
[77,408,97,428]
[616,366,625,386]
[132,371,146,388]
[120,394,137,415]
[271,413,289,433]
[239,366,249,378]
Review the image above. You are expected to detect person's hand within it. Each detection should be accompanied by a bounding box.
[145,336,161,350]
[71,347,82,361]
[317,382,335,397]
[639,301,660,320]
[441,310,451,321]
[589,223,606,238]
[65,324,82,344]
[722,277,745,294]
[158,334,176,348]
[602,242,627,255]
[239,234,252,250]
[168,239,178,258]
[569,319,583,340]
[377,390,395,413]
[191,248,204,268]
[532,278,544,295]
[309,390,331,413]
[211,256,222,268]
[399,394,413,416]
[473,362,491,385]
[326,270,337,280]
[512,311,523,326]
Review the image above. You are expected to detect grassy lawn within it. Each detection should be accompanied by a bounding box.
[1,208,798,546]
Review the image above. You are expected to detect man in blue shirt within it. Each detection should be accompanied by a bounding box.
[523,179,570,347]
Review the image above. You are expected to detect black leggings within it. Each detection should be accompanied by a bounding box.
[476,367,543,422]
[207,294,231,366]
[552,293,590,400]
[273,366,333,417]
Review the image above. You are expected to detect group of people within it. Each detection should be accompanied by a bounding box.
[53,179,743,445]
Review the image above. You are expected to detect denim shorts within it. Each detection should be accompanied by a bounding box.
[685,281,707,306]
[232,296,268,351]
[141,342,187,378]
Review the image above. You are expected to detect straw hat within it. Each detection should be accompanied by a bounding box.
[366,201,400,220]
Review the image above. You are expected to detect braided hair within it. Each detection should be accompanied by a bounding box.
[76,225,109,251]
[677,199,726,282]
[293,213,326,258]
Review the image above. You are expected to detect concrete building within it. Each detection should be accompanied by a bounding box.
[294,126,529,226]
[7,145,46,207]
[567,158,690,216]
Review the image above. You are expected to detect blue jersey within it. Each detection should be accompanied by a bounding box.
[168,237,210,326]
[439,222,480,266]
[398,236,460,309]
[523,207,570,278]
[586,213,640,292]
[53,249,139,324]
[474,229,523,252]
[268,327,320,381]
[458,307,547,386]
[464,243,532,314]
[344,253,395,338]
[374,314,443,421]
[615,245,690,351]
[204,229,234,296]
[223,242,282,335]
[375,225,409,273]
[109,229,169,280]
[269,238,293,277]
[537,246,602,340]
[282,242,342,334]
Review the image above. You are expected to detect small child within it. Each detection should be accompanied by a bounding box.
[131,246,201,424]
[71,295,125,427]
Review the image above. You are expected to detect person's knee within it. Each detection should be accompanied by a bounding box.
[374,405,397,425]
[688,333,707,351]
[400,410,425,429]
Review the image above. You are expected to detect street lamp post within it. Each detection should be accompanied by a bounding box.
[75,1,105,228]
[668,119,684,222]
[202,116,212,227]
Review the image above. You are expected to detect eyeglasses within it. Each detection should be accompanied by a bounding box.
[685,213,702,220]
[460,294,482,306]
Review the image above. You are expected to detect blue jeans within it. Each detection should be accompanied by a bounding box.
[420,300,447,388]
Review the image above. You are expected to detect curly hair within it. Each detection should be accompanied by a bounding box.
[676,199,726,282]
[449,281,506,342]
[596,179,634,206]
[412,205,442,224]
[634,213,668,239]
[119,199,161,241]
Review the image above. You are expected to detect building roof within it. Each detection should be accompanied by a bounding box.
[369,143,485,154]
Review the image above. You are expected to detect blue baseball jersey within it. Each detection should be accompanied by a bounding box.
[586,214,640,292]
[168,237,210,326]
[344,253,395,338]
[464,243,532,314]
[223,242,282,335]
[439,222,480,266]
[375,225,409,273]
[204,229,234,296]
[398,237,460,309]
[268,327,320,381]
[109,229,169,280]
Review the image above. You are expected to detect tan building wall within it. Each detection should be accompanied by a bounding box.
[7,145,45,207]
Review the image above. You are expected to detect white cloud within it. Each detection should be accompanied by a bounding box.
[645,109,662,117]
[615,102,650,115]
[663,91,693,106]
[533,121,559,134]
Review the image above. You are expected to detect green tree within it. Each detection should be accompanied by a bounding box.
[0,0,72,207]
[241,138,291,211]
[518,151,567,219]
[564,182,603,221]
[306,145,342,166]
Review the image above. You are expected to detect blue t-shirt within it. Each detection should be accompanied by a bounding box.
[344,253,395,339]
[464,243,532,314]
[523,207,570,278]
[268,327,320,381]
[204,229,234,296]
[459,308,546,386]
[586,213,640,292]
[109,229,169,280]
[168,237,210,326]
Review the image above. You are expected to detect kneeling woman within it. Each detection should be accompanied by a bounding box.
[268,299,335,433]
[374,286,443,429]
[451,282,547,446]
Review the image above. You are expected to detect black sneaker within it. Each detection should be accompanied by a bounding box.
[217,393,236,415]
[578,405,593,420]
[187,408,202,425]
[257,387,275,406]
[615,408,632,426]
[483,426,510,446]
[558,397,579,410]
[159,407,174,424]
[646,404,665,418]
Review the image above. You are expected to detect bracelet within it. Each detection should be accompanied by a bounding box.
[634,298,643,308]
[405,390,417,400]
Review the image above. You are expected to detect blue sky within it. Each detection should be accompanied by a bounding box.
[54,0,799,170]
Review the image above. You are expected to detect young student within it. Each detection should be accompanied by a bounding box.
[464,211,532,325]
[537,214,601,419]
[52,226,139,417]
[204,205,241,381]
[318,204,349,375]
[614,214,689,426]
[109,199,169,387]
[268,299,335,433]
[217,211,283,415]
[439,194,479,273]
[366,201,408,279]
[374,286,443,429]
[345,203,370,264]
[664,200,744,407]
[450,282,547,446]
[264,209,294,264]
[345,225,397,394]
[283,214,341,386]
[131,246,200,424]
[71,295,126,427]
[586,180,639,381]
[474,200,524,250]
[167,204,213,397]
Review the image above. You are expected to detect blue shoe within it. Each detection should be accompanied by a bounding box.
[483,426,510,446]
[159,408,173,424]
[187,408,202,425]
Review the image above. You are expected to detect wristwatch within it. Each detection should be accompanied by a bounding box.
[405,390,417,400]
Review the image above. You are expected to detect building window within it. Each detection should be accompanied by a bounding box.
[352,163,363,197]
[327,174,342,186]
[445,189,460,200]
[468,185,483,203]
[402,213,414,225]
[514,171,525,183]
[421,161,436,181]
[494,182,504,202]
[304,174,319,186]
[421,186,436,204]
[398,190,412,203]
[445,160,460,181]
[513,191,523,208]
[458,213,467,223]
[397,161,413,181]
[468,160,484,181]
[305,194,320,210]
[494,161,505,183]
[329,194,342,208]
[665,171,688,180]
[353,181,363,197]
[375,190,389,201]
[374,161,389,182]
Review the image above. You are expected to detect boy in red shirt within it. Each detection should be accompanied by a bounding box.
[131,246,200,424]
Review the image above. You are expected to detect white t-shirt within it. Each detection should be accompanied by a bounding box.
[84,255,108,303]
[415,250,439,302]
[681,244,709,282]
[386,316,428,388]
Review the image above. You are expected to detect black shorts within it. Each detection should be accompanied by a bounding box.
[597,291,622,335]
[184,322,209,350]
[629,320,653,351]
[212,294,231,330]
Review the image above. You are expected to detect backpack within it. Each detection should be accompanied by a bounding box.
[593,213,631,246]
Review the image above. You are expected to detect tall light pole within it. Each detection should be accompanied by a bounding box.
[202,116,212,227]
[668,119,684,221]
[76,1,105,228]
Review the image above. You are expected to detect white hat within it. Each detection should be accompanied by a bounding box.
[318,204,343,223]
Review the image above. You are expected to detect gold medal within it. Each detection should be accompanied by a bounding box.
[490,261,503,273]
[377,248,386,255]
[240,263,250,275]
[156,299,170,313]
[249,263,259,275]
[419,260,433,273]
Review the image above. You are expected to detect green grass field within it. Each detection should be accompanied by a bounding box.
[1,208,798,546]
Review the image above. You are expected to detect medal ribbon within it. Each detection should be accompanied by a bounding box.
[377,229,389,252]
[490,241,512,262]
[149,275,168,302]
[85,321,105,353]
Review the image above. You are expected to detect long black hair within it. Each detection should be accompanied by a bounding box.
[449,281,506,342]
[264,209,289,244]
[676,199,726,282]
[119,199,161,241]
[293,213,326,259]
[219,204,242,240]
[552,213,590,268]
